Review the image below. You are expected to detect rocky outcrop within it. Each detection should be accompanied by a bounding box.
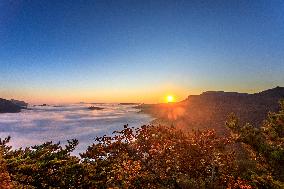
[88,106,104,110]
[10,99,28,108]
[0,98,22,113]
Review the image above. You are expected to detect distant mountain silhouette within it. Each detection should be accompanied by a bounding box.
[138,87,284,134]
[0,98,22,113]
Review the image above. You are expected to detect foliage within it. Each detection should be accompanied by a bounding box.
[81,125,238,188]
[226,100,284,188]
[0,147,12,189]
[3,139,84,188]
[0,126,242,188]
[0,101,283,188]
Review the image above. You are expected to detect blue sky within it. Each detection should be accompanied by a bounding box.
[1,0,284,103]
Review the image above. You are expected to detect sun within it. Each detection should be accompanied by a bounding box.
[166,95,174,103]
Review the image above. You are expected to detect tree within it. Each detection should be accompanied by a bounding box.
[226,100,284,188]
[4,139,85,188]
[0,148,12,189]
[81,125,244,188]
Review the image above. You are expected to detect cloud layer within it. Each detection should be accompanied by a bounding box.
[0,104,153,154]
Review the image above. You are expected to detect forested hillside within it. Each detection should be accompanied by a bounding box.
[138,87,284,134]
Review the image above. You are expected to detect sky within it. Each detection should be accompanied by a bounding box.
[1,0,284,104]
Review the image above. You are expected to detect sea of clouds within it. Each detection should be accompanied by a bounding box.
[0,103,153,154]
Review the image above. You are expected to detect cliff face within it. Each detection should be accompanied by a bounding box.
[139,87,284,134]
[0,98,22,113]
[10,99,28,108]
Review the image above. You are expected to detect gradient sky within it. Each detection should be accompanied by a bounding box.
[1,0,284,103]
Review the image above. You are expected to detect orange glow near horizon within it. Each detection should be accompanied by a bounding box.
[1,83,276,105]
[1,84,191,104]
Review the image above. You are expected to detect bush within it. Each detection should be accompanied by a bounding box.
[1,101,284,188]
[226,100,284,188]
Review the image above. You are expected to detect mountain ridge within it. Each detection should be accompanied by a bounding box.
[138,87,284,134]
